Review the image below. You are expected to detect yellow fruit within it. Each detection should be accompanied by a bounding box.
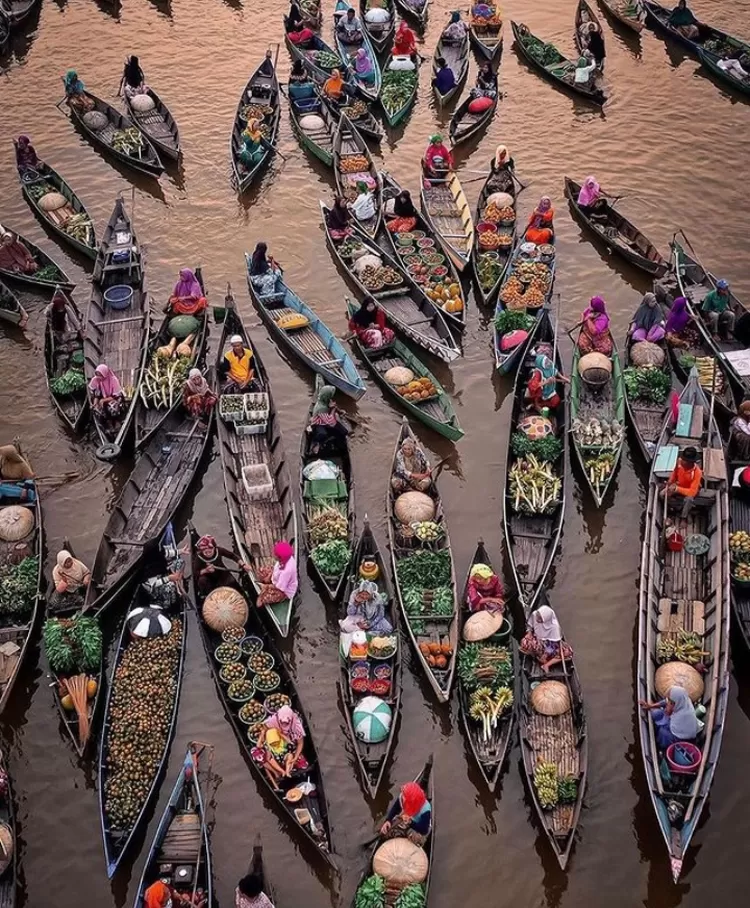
[61,694,74,711]
[87,679,98,698]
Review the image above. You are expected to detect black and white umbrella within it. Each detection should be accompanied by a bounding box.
[126,606,172,638]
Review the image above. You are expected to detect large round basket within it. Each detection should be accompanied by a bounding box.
[630,340,665,367]
[578,351,612,388]
[0,506,34,542]
[373,838,428,886]
[530,680,570,716]
[394,491,435,525]
[654,662,704,702]
[82,110,108,131]
[202,586,249,632]
[130,93,155,113]
[462,610,503,643]
[38,192,67,213]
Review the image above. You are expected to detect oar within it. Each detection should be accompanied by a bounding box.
[551,293,562,370]
[55,97,68,111]
[188,742,214,908]
[34,471,81,483]
[565,319,585,341]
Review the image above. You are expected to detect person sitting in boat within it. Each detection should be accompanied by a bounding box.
[432,57,456,96]
[466,563,505,614]
[442,10,467,42]
[286,0,304,32]
[50,548,91,611]
[717,53,750,82]
[702,279,735,340]
[182,369,216,423]
[289,59,309,86]
[573,55,598,88]
[577,296,613,355]
[63,69,95,112]
[256,541,298,608]
[492,143,514,176]
[308,384,349,454]
[236,871,275,908]
[730,402,750,461]
[254,705,308,788]
[576,175,607,219]
[380,781,432,846]
[580,21,605,67]
[386,189,418,234]
[525,351,567,412]
[121,54,148,98]
[168,268,207,316]
[89,364,127,436]
[337,6,363,43]
[660,445,703,518]
[328,197,353,239]
[524,196,554,245]
[520,605,573,673]
[258,49,276,77]
[323,68,346,103]
[668,0,700,39]
[349,181,376,223]
[144,879,176,908]
[346,579,393,634]
[424,134,453,179]
[473,62,498,98]
[348,299,395,349]
[248,242,281,297]
[45,289,80,341]
[640,685,699,750]
[193,534,251,593]
[391,437,432,494]
[664,295,693,347]
[393,19,417,57]
[14,135,39,175]
[0,232,38,276]
[630,292,666,343]
[239,118,271,174]
[354,47,375,82]
[219,334,257,393]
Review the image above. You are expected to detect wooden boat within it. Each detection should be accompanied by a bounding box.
[135,269,209,450]
[321,90,384,143]
[433,20,469,105]
[0,281,28,329]
[44,287,88,432]
[345,299,464,440]
[0,222,73,291]
[122,82,181,162]
[17,157,98,259]
[299,376,355,599]
[570,330,626,507]
[84,197,150,460]
[637,366,730,882]
[231,57,281,193]
[333,114,382,238]
[359,0,394,54]
[380,170,466,332]
[2,0,40,25]
[728,460,750,653]
[65,89,164,177]
[393,0,429,30]
[512,20,606,105]
[596,0,645,34]
[288,80,335,166]
[697,44,750,96]
[574,0,605,58]
[519,589,588,869]
[564,178,668,277]
[420,163,474,273]
[0,10,9,53]
[333,0,382,101]
[0,479,42,716]
[322,203,460,363]
[472,159,518,308]
[503,310,567,613]
[214,292,299,638]
[284,31,350,85]
[380,53,421,126]
[98,524,186,878]
[458,541,516,790]
[387,419,459,703]
[246,262,366,399]
[468,4,503,60]
[493,242,557,374]
[0,749,16,908]
[133,745,213,908]
[188,526,334,863]
[339,518,401,796]
[449,91,498,147]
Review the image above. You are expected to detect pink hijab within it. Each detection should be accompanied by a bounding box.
[89,364,122,397]
[577,176,600,207]
[173,268,202,299]
[266,705,305,742]
[585,296,610,334]
[274,540,294,563]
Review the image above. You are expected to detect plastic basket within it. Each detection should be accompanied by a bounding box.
[242,464,273,500]
[219,394,245,422]
[104,285,133,311]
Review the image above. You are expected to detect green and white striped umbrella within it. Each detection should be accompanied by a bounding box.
[353,696,392,743]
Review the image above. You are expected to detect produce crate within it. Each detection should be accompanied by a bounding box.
[303,478,347,500]
[241,463,273,500]
[219,394,245,423]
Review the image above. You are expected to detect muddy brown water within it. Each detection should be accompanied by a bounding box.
[2,0,750,905]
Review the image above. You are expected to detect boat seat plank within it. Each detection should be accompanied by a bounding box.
[703,448,727,483]
[676,403,693,437]
[690,405,704,438]
[657,598,705,637]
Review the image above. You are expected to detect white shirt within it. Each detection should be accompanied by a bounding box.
[351,192,375,221]
[574,62,597,84]
[718,58,749,78]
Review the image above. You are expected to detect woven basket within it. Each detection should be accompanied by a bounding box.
[373,838,428,885]
[462,610,503,642]
[38,192,67,213]
[0,506,34,542]
[130,93,155,112]
[394,491,435,525]
[202,587,249,632]
[82,110,108,131]
[654,662,704,702]
[630,341,665,367]
[530,680,570,716]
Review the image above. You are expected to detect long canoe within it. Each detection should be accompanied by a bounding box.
[420,162,474,273]
[214,291,299,638]
[245,262,366,399]
[0,749,16,908]
[698,44,750,97]
[512,20,607,105]
[433,20,469,105]
[44,287,88,433]
[0,281,28,329]
[469,4,503,60]
[458,540,516,790]
[333,0,382,101]
[320,90,384,143]
[387,419,459,703]
[339,518,401,797]
[17,157,98,259]
[122,81,181,162]
[449,91,498,147]
[65,89,164,177]
[322,203,461,362]
[503,309,567,614]
[287,80,335,166]
[230,58,281,193]
[472,159,518,308]
[333,113,382,238]
[574,0,605,58]
[84,197,150,461]
[133,745,213,908]
[564,177,668,277]
[519,589,587,869]
[188,526,335,864]
[380,54,421,126]
[728,459,750,653]
[0,222,73,291]
[636,366,730,882]
[393,0,429,29]
[597,0,645,34]
[284,31,351,85]
[360,0,394,54]
[98,524,186,878]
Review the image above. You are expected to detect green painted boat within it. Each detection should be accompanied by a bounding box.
[380,54,421,126]
[345,297,463,440]
[287,80,335,166]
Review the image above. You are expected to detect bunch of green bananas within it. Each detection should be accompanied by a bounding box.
[534,760,559,809]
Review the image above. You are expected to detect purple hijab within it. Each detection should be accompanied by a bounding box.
[173,268,202,299]
[585,296,609,334]
[666,296,690,334]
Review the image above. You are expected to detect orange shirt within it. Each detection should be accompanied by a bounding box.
[669,462,703,498]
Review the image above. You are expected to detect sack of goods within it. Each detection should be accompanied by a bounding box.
[468,96,494,113]
[277,312,309,331]
[365,6,390,22]
[83,110,108,131]
[389,55,416,72]
[299,114,326,132]
[130,93,155,112]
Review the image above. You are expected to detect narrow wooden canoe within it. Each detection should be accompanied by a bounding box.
[564,177,668,277]
[231,58,281,193]
[65,89,164,177]
[698,44,750,96]
[339,518,402,797]
[322,203,461,363]
[360,0,395,54]
[288,80,335,166]
[574,0,605,58]
[387,419,459,703]
[44,287,88,433]
[0,222,74,291]
[333,113,382,238]
[449,91,498,147]
[320,89,384,143]
[84,197,150,460]
[98,524,186,878]
[122,82,181,162]
[503,309,567,614]
[512,20,607,105]
[393,0,429,29]
[0,749,17,908]
[333,0,382,101]
[458,540,516,790]
[472,159,518,308]
[133,745,213,908]
[17,157,98,259]
[596,0,645,34]
[0,281,27,329]
[420,162,474,273]
[300,376,356,599]
[214,291,299,638]
[637,366,730,882]
[519,589,588,869]
[433,21,469,105]
[245,260,366,399]
[468,5,503,60]
[380,54,422,126]
[284,31,351,85]
[2,0,40,25]
[728,459,750,653]
[345,299,464,440]
[188,526,335,864]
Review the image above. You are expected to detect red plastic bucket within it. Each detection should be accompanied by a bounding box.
[666,742,702,775]
[666,531,684,552]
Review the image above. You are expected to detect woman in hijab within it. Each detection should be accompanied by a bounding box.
[668,0,700,39]
[121,55,147,97]
[169,268,207,315]
[665,296,692,347]
[256,541,298,607]
[248,242,281,297]
[392,437,432,493]
[285,0,304,32]
[474,62,498,97]
[381,781,432,845]
[348,299,394,349]
[328,196,352,239]
[236,871,275,908]
[525,351,567,411]
[0,232,38,275]
[89,364,126,433]
[354,47,375,82]
[182,369,216,421]
[239,118,269,173]
[63,69,95,111]
[50,549,91,610]
[308,384,349,453]
[393,19,417,57]
[442,10,467,42]
[424,134,453,178]
[576,175,607,218]
[520,605,574,672]
[578,296,613,355]
[323,68,346,102]
[14,136,39,174]
[289,59,309,85]
[730,401,750,460]
[254,704,308,788]
[466,564,504,614]
[194,534,251,593]
[386,189,418,234]
[640,685,699,750]
[630,292,665,343]
[350,181,376,222]
[492,144,514,174]
[524,196,554,245]
[346,579,392,634]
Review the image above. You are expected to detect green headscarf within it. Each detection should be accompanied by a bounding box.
[429,134,443,144]
[356,181,368,194]
[312,385,336,416]
[577,57,588,67]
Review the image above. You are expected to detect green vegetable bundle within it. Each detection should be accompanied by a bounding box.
[50,368,86,398]
[313,50,342,70]
[511,431,562,462]
[403,585,452,616]
[623,365,671,404]
[35,264,62,282]
[524,36,565,67]
[0,557,38,618]
[27,181,55,201]
[458,643,512,691]
[381,69,417,115]
[396,550,451,591]
[395,884,425,908]
[557,775,578,804]
[355,874,385,908]
[494,309,534,334]
[141,354,191,409]
[311,539,351,577]
[43,615,102,675]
